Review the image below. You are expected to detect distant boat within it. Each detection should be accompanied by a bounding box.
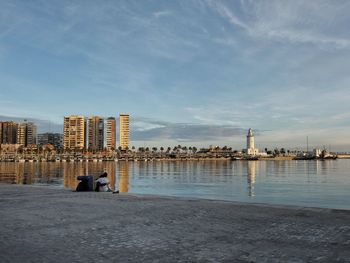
[294,156,315,160]
[245,156,259,161]
[321,156,337,160]
[319,150,337,160]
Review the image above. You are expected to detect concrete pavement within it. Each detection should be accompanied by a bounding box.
[0,184,349,263]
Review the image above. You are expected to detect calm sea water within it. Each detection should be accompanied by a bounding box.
[0,160,349,209]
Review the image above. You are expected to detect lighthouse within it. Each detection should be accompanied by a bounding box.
[246,128,259,155]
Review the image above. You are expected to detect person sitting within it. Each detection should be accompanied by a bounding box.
[76,175,93,191]
[95,172,112,192]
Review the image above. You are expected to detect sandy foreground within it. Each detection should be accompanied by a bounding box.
[0,184,349,263]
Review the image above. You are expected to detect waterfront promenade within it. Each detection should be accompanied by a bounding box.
[0,184,349,263]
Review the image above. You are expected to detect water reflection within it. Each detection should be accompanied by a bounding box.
[64,163,86,189]
[0,160,350,209]
[118,161,129,193]
[105,162,116,191]
[247,161,257,197]
[63,162,117,190]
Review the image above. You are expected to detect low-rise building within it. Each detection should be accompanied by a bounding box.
[37,133,63,150]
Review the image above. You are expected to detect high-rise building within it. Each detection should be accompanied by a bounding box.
[17,124,25,146]
[0,121,18,144]
[88,116,104,151]
[37,133,63,150]
[63,116,86,151]
[17,121,37,147]
[119,114,129,150]
[106,117,116,151]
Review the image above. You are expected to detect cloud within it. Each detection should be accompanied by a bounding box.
[153,10,172,18]
[208,0,350,49]
[131,117,246,142]
[206,0,249,30]
[0,0,349,150]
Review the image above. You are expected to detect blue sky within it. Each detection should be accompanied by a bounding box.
[0,0,349,150]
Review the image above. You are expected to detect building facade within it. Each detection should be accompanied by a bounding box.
[37,133,63,150]
[17,121,37,147]
[0,121,18,144]
[246,128,259,155]
[119,114,129,150]
[88,116,104,151]
[63,116,86,151]
[106,117,116,151]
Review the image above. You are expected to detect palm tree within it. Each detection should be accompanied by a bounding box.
[280,148,286,155]
[192,147,197,154]
[177,145,182,152]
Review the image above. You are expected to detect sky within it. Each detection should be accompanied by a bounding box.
[0,0,349,151]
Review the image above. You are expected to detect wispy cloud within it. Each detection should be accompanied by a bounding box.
[131,117,246,142]
[206,0,249,30]
[153,10,172,18]
[0,1,349,149]
[208,0,350,49]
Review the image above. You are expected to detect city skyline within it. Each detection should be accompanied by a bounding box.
[0,116,346,152]
[0,1,349,151]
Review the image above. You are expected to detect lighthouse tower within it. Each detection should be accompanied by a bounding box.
[246,128,258,155]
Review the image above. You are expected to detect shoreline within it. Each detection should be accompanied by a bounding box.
[0,184,349,262]
[1,156,350,163]
[7,183,350,212]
